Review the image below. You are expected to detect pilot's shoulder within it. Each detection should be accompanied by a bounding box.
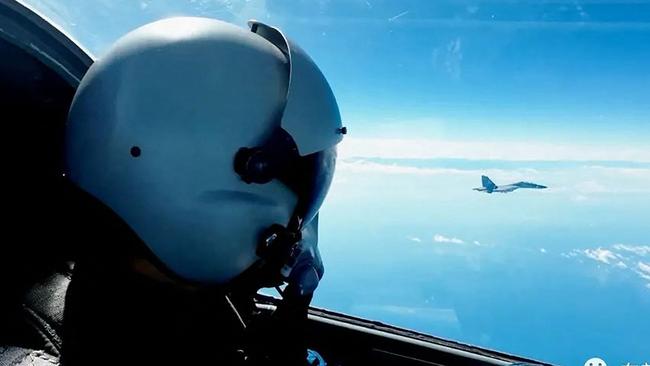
[1,264,72,362]
[0,346,59,365]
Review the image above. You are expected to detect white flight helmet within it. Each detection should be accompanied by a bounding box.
[65,17,344,285]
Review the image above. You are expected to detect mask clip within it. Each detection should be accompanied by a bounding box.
[252,223,302,288]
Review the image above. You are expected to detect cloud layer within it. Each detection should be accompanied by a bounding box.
[565,244,650,288]
[433,234,464,244]
[338,137,650,162]
[613,244,650,257]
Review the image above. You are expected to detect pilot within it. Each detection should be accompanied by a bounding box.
[1,17,343,365]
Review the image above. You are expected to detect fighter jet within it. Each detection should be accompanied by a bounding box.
[473,175,547,193]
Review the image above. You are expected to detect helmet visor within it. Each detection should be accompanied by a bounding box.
[279,145,336,230]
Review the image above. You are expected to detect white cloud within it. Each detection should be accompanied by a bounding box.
[431,37,463,79]
[576,4,588,19]
[445,37,463,79]
[434,234,464,244]
[561,250,580,258]
[337,159,471,176]
[539,248,547,254]
[635,262,650,284]
[567,246,650,288]
[575,180,609,194]
[336,160,552,192]
[407,236,422,243]
[338,137,650,162]
[583,248,619,265]
[334,140,650,198]
[572,194,589,202]
[613,244,650,257]
[473,240,482,246]
[637,272,650,281]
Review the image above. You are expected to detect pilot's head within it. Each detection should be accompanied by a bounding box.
[65,17,343,288]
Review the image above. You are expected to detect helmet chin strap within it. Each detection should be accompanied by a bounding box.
[230,215,321,365]
[256,222,303,286]
[255,213,318,294]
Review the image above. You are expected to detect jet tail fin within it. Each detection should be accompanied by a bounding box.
[482,175,497,190]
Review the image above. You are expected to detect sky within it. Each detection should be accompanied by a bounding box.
[23,0,650,365]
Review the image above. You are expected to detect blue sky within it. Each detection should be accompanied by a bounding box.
[26,0,650,143]
[25,0,650,364]
[31,0,650,147]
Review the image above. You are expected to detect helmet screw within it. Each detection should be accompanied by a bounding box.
[130,146,141,157]
[337,126,348,135]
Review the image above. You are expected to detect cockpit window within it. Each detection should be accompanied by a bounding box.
[23,1,650,364]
